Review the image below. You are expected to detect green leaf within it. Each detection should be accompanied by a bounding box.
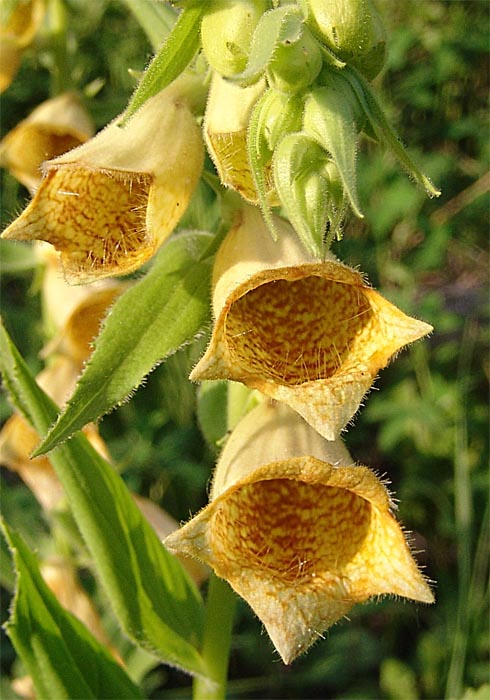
[2,522,143,700]
[122,5,205,123]
[0,239,39,273]
[36,231,213,455]
[0,321,207,677]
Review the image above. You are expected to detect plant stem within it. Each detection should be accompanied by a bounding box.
[47,0,71,95]
[445,318,475,699]
[192,574,237,700]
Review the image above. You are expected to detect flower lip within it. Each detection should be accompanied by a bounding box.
[190,214,433,439]
[165,456,434,664]
[2,81,204,283]
[165,401,434,664]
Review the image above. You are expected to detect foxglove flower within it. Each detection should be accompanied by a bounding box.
[2,78,204,283]
[190,205,432,439]
[0,0,45,92]
[204,72,276,204]
[165,400,434,663]
[0,92,94,192]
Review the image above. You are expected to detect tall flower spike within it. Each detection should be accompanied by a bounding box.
[2,77,204,283]
[190,205,433,440]
[165,400,434,663]
[0,93,94,192]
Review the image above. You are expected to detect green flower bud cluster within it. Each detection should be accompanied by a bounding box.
[198,0,440,257]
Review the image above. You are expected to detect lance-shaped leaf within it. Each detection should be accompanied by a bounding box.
[2,78,204,283]
[2,523,143,699]
[166,401,434,664]
[121,4,205,123]
[190,205,433,440]
[0,320,207,677]
[35,231,213,455]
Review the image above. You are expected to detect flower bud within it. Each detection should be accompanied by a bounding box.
[190,204,433,440]
[304,0,386,79]
[2,77,204,283]
[204,72,276,204]
[165,401,433,663]
[201,0,268,78]
[247,87,303,219]
[266,22,323,93]
[0,92,94,192]
[272,133,333,255]
[303,71,365,218]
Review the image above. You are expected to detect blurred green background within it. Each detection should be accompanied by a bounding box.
[1,1,488,698]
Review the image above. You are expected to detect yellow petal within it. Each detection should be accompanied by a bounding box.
[43,283,126,367]
[190,205,432,439]
[0,92,94,191]
[2,79,204,283]
[165,402,434,663]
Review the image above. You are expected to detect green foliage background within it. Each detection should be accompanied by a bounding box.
[1,1,488,698]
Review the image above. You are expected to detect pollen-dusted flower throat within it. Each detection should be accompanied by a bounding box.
[2,78,204,283]
[191,205,432,439]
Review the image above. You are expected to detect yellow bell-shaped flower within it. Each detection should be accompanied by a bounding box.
[190,205,433,439]
[0,92,94,192]
[165,400,434,663]
[0,0,46,93]
[2,77,204,283]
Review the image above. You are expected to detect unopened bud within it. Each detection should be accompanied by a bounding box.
[266,23,323,93]
[303,0,386,79]
[303,71,364,218]
[201,0,268,78]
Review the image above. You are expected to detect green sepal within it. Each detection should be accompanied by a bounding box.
[228,5,304,87]
[1,522,144,700]
[273,132,331,257]
[342,65,441,198]
[34,231,213,455]
[121,5,205,123]
[303,72,364,218]
[0,321,208,677]
[247,88,304,239]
